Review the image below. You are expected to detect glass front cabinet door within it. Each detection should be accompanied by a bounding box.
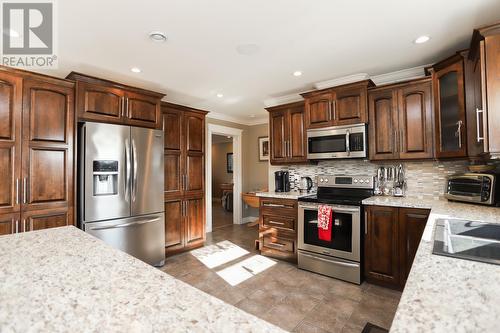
[433,57,467,158]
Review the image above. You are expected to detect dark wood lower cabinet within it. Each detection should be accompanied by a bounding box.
[164,196,205,255]
[23,209,71,232]
[364,205,430,290]
[0,213,18,236]
[364,206,400,288]
[259,197,298,262]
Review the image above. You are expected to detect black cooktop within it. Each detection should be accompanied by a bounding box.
[299,187,373,206]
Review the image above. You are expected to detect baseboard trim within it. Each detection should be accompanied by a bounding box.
[241,216,259,224]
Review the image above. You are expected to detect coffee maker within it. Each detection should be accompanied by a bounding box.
[274,171,290,192]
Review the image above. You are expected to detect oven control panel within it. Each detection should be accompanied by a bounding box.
[317,175,374,189]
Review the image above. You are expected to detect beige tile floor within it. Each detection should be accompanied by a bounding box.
[160,224,401,333]
[212,199,234,229]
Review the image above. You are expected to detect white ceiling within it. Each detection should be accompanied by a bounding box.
[39,0,500,124]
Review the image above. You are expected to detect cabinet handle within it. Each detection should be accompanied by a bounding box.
[23,178,27,204]
[394,130,398,153]
[263,203,288,208]
[268,220,285,226]
[15,179,19,205]
[456,120,463,148]
[345,130,350,156]
[331,100,336,121]
[288,141,291,157]
[24,219,28,232]
[400,130,404,153]
[15,220,18,233]
[269,242,285,248]
[364,211,368,235]
[476,108,484,143]
[124,98,129,118]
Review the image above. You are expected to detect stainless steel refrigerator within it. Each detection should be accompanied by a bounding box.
[79,122,165,266]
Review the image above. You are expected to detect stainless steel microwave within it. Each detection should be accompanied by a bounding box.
[445,173,499,206]
[307,123,367,160]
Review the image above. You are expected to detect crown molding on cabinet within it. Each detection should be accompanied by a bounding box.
[371,64,432,85]
[263,93,303,108]
[206,111,268,126]
[314,73,371,90]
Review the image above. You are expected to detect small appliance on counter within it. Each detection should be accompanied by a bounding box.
[298,176,313,193]
[445,173,500,206]
[274,170,290,192]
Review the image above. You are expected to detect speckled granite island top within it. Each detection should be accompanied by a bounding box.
[0,226,284,333]
[363,197,500,332]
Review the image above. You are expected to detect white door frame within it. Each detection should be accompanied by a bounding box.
[206,124,243,233]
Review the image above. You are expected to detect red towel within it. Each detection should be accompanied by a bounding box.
[317,205,333,241]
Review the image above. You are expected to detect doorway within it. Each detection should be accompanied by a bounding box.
[206,124,243,233]
[211,134,234,229]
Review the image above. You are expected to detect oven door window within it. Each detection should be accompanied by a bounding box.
[308,135,346,154]
[303,208,352,252]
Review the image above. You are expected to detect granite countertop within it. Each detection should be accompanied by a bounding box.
[0,226,284,333]
[363,197,500,332]
[255,191,315,200]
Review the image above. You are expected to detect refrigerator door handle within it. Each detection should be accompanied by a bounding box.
[89,217,161,231]
[132,138,138,202]
[124,139,131,202]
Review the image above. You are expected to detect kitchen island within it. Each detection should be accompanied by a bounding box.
[0,226,284,333]
[363,197,500,332]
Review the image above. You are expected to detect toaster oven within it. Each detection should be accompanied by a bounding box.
[445,173,499,206]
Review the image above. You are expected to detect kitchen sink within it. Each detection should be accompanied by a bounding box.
[433,218,500,265]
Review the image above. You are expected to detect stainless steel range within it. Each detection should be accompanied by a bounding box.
[298,175,374,284]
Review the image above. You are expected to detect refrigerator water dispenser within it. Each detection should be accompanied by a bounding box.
[93,160,118,196]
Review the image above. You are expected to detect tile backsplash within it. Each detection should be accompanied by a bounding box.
[269,160,472,200]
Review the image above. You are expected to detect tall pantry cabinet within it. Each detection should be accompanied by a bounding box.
[0,66,75,235]
[162,102,207,255]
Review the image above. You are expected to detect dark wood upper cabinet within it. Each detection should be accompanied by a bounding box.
[431,56,467,158]
[369,78,433,161]
[369,88,399,160]
[125,91,161,128]
[67,72,164,129]
[468,23,500,159]
[163,107,183,199]
[269,109,288,163]
[336,84,368,125]
[0,71,22,216]
[364,205,400,288]
[267,102,307,165]
[302,80,373,130]
[303,92,333,129]
[398,81,433,159]
[398,208,430,286]
[288,106,307,161]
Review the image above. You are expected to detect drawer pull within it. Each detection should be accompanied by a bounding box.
[269,242,286,247]
[263,203,289,208]
[268,220,285,226]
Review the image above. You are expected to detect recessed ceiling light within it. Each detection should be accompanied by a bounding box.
[226,136,231,139]
[250,114,256,118]
[293,71,303,77]
[216,93,224,98]
[414,36,430,44]
[130,67,141,73]
[149,31,167,42]
[236,43,260,55]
